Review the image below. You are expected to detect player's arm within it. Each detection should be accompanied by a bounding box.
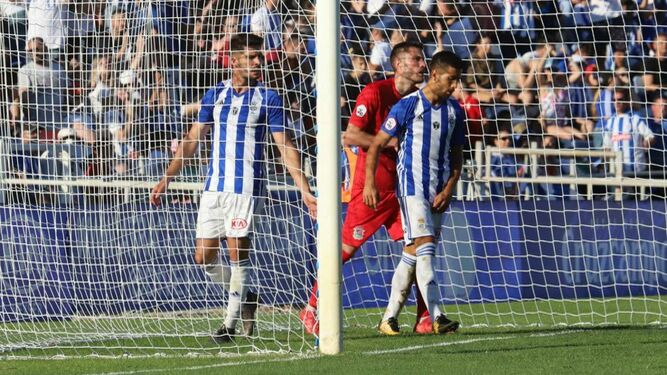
[433,144,463,213]
[434,101,466,213]
[362,130,394,209]
[343,86,397,150]
[272,131,317,218]
[150,122,211,206]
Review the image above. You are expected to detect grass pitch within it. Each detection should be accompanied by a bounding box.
[2,297,667,375]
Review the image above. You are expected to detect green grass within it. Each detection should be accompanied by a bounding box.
[2,297,667,374]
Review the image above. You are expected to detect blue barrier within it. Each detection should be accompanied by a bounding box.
[1,200,666,322]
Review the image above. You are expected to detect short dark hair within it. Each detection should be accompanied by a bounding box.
[429,50,464,73]
[390,41,424,68]
[229,33,264,53]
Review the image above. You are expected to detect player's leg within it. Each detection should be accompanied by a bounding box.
[195,191,227,283]
[401,196,459,335]
[301,190,396,335]
[212,236,252,343]
[379,202,431,335]
[211,193,260,343]
[301,244,354,335]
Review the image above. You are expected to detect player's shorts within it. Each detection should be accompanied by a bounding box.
[398,195,442,245]
[195,191,263,239]
[342,189,403,248]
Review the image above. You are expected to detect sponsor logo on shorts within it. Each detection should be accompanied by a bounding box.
[385,118,397,131]
[231,218,248,229]
[353,226,365,240]
[417,218,426,230]
[356,104,367,117]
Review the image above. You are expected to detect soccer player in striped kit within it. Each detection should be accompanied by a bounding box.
[300,41,433,336]
[363,50,465,334]
[150,34,317,343]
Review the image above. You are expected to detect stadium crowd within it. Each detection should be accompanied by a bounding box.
[2,0,667,201]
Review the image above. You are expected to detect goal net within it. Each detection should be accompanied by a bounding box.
[1,0,666,358]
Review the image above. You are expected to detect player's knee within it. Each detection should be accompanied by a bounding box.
[413,236,435,248]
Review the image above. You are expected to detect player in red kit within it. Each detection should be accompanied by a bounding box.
[300,41,433,336]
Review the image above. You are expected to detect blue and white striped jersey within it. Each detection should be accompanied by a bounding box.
[499,0,536,40]
[198,80,285,196]
[381,91,466,202]
[602,111,655,172]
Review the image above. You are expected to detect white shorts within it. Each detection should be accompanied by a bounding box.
[398,195,442,245]
[195,191,263,239]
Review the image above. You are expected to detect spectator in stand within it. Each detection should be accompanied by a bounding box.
[464,35,508,113]
[641,32,667,95]
[454,81,484,158]
[10,37,68,135]
[342,0,370,44]
[26,0,68,60]
[431,0,479,59]
[603,87,655,174]
[368,20,394,77]
[588,0,627,69]
[210,15,239,68]
[504,39,554,106]
[496,0,541,58]
[342,42,372,131]
[647,94,667,171]
[489,126,526,199]
[539,58,589,146]
[250,0,282,55]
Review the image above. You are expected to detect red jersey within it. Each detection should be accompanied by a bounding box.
[348,78,410,193]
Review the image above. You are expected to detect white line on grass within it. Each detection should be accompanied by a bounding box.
[87,329,585,375]
[362,329,585,355]
[85,354,320,375]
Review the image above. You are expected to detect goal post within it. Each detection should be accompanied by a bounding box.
[315,0,343,355]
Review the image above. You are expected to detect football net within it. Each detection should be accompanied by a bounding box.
[1,0,666,358]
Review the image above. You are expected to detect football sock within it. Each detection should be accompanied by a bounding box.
[383,253,416,321]
[416,243,442,318]
[205,259,231,292]
[415,281,430,321]
[307,250,353,309]
[224,258,250,329]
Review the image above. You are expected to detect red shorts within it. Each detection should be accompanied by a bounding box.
[342,190,403,248]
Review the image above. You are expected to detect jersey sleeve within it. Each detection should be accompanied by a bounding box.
[266,90,286,133]
[197,87,217,125]
[348,85,378,131]
[381,97,414,138]
[450,99,466,147]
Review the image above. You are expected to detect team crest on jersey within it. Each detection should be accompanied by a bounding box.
[417,218,426,230]
[433,121,440,129]
[352,226,365,240]
[385,118,397,130]
[231,218,248,229]
[232,107,239,115]
[356,104,367,117]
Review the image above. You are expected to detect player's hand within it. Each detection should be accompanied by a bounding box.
[150,178,169,207]
[363,183,379,210]
[303,191,317,219]
[385,137,398,152]
[432,187,454,213]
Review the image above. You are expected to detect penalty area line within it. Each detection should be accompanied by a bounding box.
[85,353,320,375]
[362,329,586,355]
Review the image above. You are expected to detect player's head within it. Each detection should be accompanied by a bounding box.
[230,33,264,82]
[390,41,426,84]
[26,37,47,65]
[427,50,463,98]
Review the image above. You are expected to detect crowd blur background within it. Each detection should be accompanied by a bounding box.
[2,0,667,203]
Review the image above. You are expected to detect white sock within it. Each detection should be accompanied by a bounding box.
[205,259,231,292]
[223,258,250,329]
[382,253,416,321]
[415,243,442,318]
